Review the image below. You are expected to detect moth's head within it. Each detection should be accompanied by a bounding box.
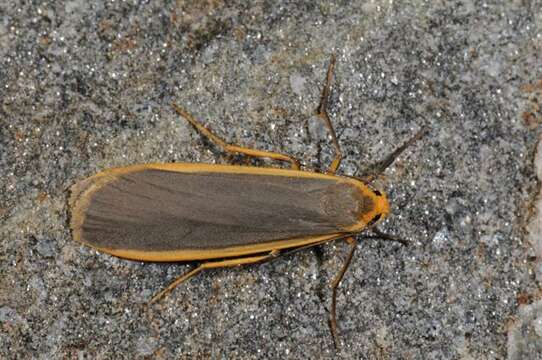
[366,188,390,227]
[334,179,390,233]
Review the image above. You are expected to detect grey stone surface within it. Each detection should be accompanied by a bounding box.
[1,1,541,358]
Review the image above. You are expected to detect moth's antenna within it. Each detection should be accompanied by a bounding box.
[359,127,429,183]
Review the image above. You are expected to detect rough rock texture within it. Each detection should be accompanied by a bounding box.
[1,1,541,358]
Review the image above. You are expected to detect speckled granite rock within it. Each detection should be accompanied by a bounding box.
[1,1,541,358]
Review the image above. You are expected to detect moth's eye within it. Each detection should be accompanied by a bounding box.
[367,213,382,227]
[373,189,382,196]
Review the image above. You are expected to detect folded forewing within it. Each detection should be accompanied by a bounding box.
[71,167,366,252]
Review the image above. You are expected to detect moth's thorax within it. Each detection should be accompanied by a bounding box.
[330,179,390,233]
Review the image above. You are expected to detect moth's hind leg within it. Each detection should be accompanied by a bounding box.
[148,251,280,305]
[172,104,300,169]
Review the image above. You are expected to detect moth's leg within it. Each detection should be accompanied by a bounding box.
[361,127,428,182]
[172,104,300,170]
[329,236,357,350]
[316,54,342,175]
[148,250,280,305]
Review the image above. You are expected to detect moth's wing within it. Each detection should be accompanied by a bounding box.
[70,168,363,253]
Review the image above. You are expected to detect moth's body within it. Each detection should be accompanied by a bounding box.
[68,55,423,349]
[69,163,389,262]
